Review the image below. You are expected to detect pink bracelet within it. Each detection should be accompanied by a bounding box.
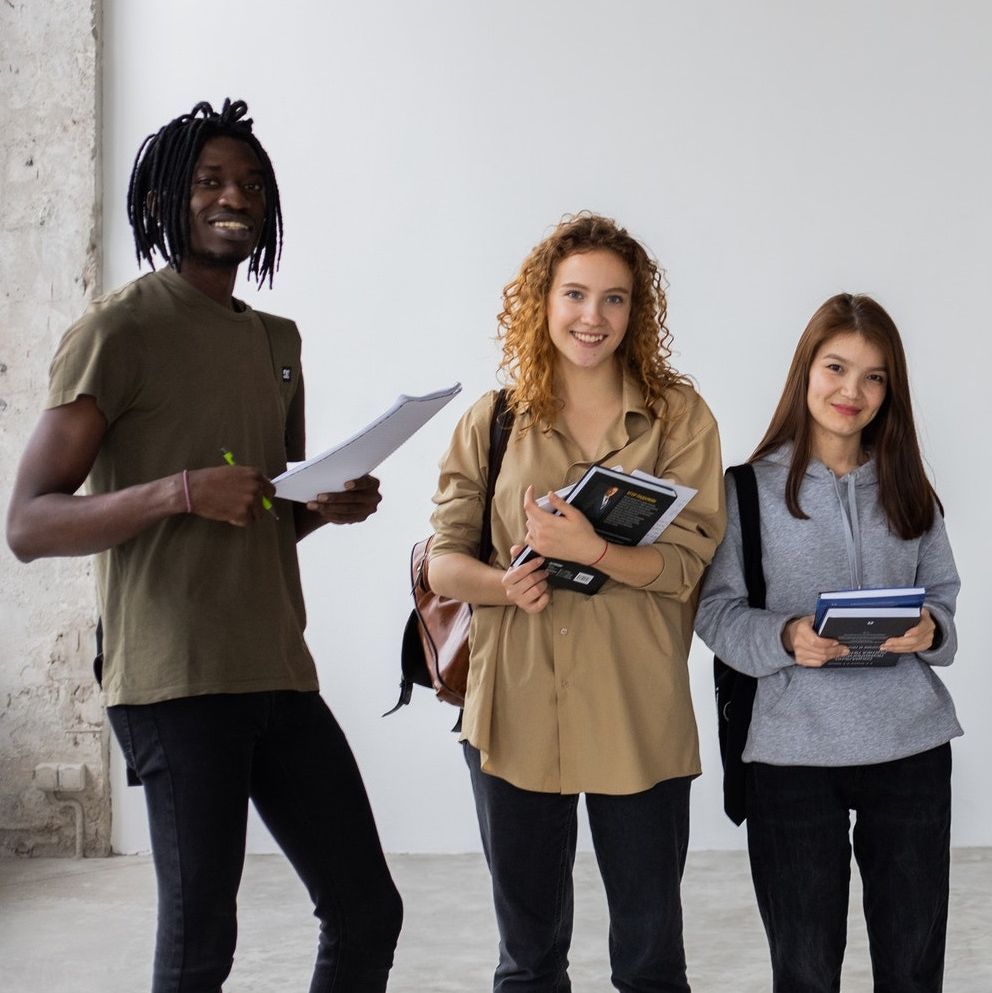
[588,539,609,566]
[182,469,193,514]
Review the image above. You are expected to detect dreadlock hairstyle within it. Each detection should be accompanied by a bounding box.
[127,98,283,287]
[751,293,939,539]
[497,212,690,433]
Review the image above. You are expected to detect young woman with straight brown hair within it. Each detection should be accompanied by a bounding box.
[695,293,962,993]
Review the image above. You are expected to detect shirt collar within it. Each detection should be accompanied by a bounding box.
[613,367,655,444]
[546,367,655,462]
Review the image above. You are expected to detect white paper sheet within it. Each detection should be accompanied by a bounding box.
[629,469,697,544]
[272,383,462,502]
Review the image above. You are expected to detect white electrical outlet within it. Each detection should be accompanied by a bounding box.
[57,763,87,792]
[34,763,60,791]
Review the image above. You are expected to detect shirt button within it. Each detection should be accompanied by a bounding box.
[560,627,568,635]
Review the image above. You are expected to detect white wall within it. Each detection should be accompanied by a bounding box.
[104,0,992,853]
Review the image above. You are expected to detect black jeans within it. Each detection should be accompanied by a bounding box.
[107,691,402,993]
[465,743,691,993]
[745,743,952,993]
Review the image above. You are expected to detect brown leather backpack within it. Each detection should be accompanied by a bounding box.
[385,391,514,713]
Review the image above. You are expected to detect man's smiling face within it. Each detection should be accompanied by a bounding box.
[185,135,266,268]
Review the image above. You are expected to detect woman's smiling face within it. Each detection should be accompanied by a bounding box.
[806,331,888,449]
[546,249,633,374]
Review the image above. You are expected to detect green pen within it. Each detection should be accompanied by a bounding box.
[220,447,279,519]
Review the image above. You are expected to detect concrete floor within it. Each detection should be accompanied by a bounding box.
[1,849,989,992]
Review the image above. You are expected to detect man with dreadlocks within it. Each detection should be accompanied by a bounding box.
[7,99,403,992]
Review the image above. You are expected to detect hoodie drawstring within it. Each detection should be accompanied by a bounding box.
[831,472,864,589]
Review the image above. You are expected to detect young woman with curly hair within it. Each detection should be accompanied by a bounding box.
[429,213,726,992]
[694,294,962,993]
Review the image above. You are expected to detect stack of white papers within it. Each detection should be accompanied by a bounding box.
[273,384,461,502]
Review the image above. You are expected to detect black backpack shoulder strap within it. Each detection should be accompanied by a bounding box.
[727,462,765,608]
[478,390,514,565]
[714,461,764,826]
[93,618,142,786]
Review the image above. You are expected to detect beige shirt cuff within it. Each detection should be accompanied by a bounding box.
[635,544,693,597]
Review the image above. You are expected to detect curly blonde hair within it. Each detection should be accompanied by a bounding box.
[497,212,688,431]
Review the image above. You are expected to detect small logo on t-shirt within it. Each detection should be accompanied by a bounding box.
[281,366,292,382]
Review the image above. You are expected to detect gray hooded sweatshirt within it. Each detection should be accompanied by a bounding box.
[694,445,962,766]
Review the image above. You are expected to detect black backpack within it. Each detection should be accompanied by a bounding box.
[713,463,764,825]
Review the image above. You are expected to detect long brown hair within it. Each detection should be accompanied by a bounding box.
[752,293,938,539]
[497,212,690,432]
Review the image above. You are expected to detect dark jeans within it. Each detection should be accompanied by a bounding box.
[746,743,952,993]
[107,691,402,993]
[465,743,691,993]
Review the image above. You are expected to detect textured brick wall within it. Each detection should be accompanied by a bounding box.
[0,0,110,857]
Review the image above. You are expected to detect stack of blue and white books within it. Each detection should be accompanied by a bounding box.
[814,587,926,667]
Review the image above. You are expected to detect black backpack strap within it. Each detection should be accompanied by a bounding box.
[94,618,142,787]
[450,390,513,731]
[479,389,513,565]
[94,617,104,686]
[730,463,765,610]
[714,462,763,825]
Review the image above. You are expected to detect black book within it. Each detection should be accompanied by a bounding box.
[510,465,693,595]
[818,606,921,667]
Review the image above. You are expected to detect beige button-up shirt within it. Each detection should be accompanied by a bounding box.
[430,377,726,794]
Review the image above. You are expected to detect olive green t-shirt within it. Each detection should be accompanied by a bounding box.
[48,267,317,705]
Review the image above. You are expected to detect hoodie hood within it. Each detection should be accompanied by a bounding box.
[761,441,878,487]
